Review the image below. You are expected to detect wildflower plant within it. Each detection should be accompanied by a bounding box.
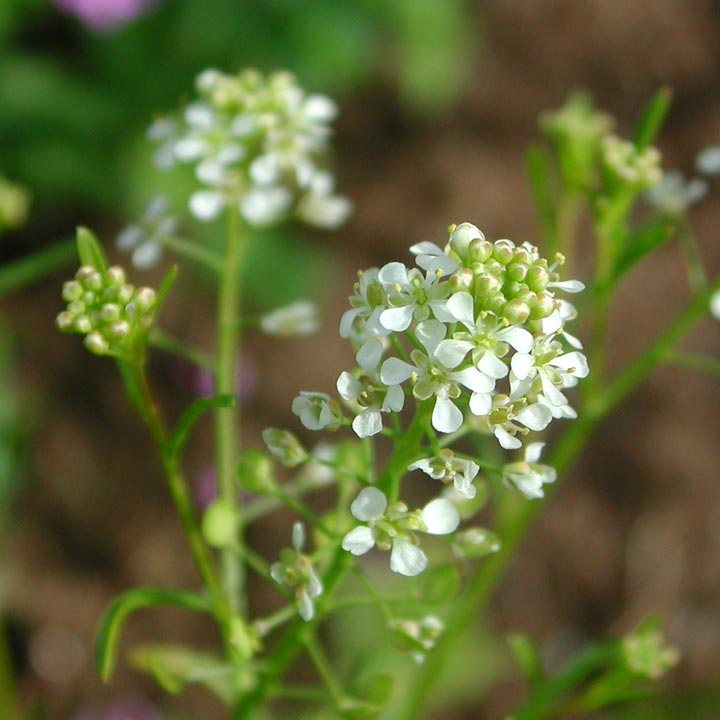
[47,73,720,720]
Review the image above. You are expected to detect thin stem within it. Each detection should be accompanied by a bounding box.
[215,204,248,613]
[304,634,344,705]
[273,489,336,539]
[665,350,720,379]
[149,327,215,370]
[351,567,394,622]
[677,221,708,295]
[255,605,297,638]
[118,361,226,615]
[159,235,222,272]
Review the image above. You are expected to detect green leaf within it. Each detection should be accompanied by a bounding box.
[507,633,545,688]
[94,587,211,682]
[169,394,236,458]
[611,217,674,284]
[633,88,672,151]
[525,145,557,250]
[413,563,461,606]
[75,226,108,272]
[130,643,243,704]
[0,239,75,298]
[155,264,178,306]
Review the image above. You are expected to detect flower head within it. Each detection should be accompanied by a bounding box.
[341,487,459,576]
[150,69,351,228]
[260,301,319,337]
[292,392,344,432]
[408,449,480,499]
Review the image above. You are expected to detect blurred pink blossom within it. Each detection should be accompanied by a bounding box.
[53,0,154,32]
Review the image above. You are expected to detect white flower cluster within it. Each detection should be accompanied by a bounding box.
[150,68,352,228]
[294,222,588,449]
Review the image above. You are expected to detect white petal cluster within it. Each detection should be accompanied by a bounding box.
[502,442,557,499]
[408,449,480,499]
[149,69,351,228]
[341,487,459,576]
[260,300,319,337]
[330,222,588,446]
[270,522,323,621]
[116,196,178,270]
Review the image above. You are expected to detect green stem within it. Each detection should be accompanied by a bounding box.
[215,204,248,613]
[665,350,720,379]
[398,282,717,720]
[304,634,344,705]
[117,361,229,632]
[149,327,215,370]
[160,235,222,272]
[0,238,75,297]
[677,221,707,295]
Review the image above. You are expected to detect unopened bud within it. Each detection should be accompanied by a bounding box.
[526,265,550,292]
[62,281,83,302]
[100,303,121,323]
[262,428,308,468]
[504,299,531,324]
[492,241,514,265]
[74,315,93,334]
[55,311,74,331]
[530,293,556,319]
[202,499,240,548]
[452,527,501,559]
[468,238,493,263]
[110,320,130,339]
[236,448,276,492]
[133,287,156,313]
[449,222,483,258]
[105,266,126,286]
[84,331,109,354]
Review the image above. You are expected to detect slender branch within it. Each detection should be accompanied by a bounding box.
[159,235,222,272]
[215,204,248,613]
[149,327,215,370]
[0,238,75,297]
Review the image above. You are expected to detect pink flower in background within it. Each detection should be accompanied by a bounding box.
[53,0,154,32]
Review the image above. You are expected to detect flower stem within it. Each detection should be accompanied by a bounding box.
[117,360,231,636]
[215,203,248,613]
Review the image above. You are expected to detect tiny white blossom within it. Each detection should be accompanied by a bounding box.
[260,301,319,337]
[408,449,480,499]
[696,145,720,176]
[270,522,323,621]
[502,442,557,499]
[116,196,178,270]
[336,339,404,438]
[710,290,720,321]
[645,171,707,216]
[341,487,459,576]
[339,268,390,339]
[292,391,343,431]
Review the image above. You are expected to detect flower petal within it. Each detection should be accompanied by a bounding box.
[435,339,473,369]
[445,292,475,327]
[336,371,362,401]
[379,305,414,332]
[514,402,552,431]
[390,539,428,576]
[352,409,382,438]
[342,526,376,555]
[380,357,416,385]
[510,352,534,381]
[350,487,387,521]
[421,498,460,534]
[524,442,545,464]
[189,190,225,221]
[432,396,463,433]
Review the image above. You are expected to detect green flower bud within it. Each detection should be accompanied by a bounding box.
[74,316,93,334]
[468,238,493,263]
[133,287,156,313]
[474,273,501,297]
[55,311,74,332]
[67,300,85,316]
[100,303,121,323]
[503,299,531,324]
[109,320,130,339]
[84,330,108,354]
[530,293,556,319]
[526,265,550,292]
[117,284,134,304]
[486,294,507,316]
[452,527,501,559]
[262,428,308,468]
[105,266,126,286]
[228,616,260,662]
[202,499,240,548]
[83,270,103,292]
[449,222,484,259]
[236,448,276,492]
[508,263,527,282]
[449,268,473,292]
[62,281,83,302]
[492,241,514,265]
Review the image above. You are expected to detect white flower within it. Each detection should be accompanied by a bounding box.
[116,196,178,270]
[239,186,293,226]
[480,394,553,450]
[409,241,458,275]
[645,170,707,216]
[339,268,390,339]
[510,336,589,409]
[270,522,323,621]
[388,615,445,664]
[696,145,720,176]
[502,442,557,499]
[292,391,343,431]
[380,320,495,433]
[336,339,404,438]
[341,487,459,576]
[710,290,720,321]
[296,171,352,229]
[408,449,480,499]
[436,291,533,380]
[378,263,454,332]
[260,301,319,337]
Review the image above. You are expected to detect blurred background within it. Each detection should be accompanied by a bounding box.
[1,1,720,718]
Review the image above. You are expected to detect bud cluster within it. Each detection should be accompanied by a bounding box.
[56,265,157,357]
[150,68,351,228]
[601,135,662,190]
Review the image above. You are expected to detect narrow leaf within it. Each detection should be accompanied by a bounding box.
[169,394,236,457]
[156,264,179,306]
[130,644,239,703]
[75,226,107,271]
[507,633,545,687]
[633,88,672,151]
[0,238,75,298]
[94,587,211,682]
